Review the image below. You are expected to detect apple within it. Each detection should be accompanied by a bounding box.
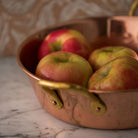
[36,51,93,87]
[37,29,91,61]
[88,56,138,91]
[88,46,138,71]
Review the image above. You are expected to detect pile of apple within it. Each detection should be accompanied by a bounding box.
[35,29,138,91]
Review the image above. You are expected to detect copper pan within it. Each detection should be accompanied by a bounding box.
[17,1,138,129]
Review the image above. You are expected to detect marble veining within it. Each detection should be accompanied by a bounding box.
[0,57,138,138]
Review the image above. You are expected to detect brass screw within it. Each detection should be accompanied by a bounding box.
[96,107,101,112]
[52,100,57,105]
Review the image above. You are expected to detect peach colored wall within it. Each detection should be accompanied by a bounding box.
[0,0,136,57]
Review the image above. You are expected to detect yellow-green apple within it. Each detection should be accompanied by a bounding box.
[88,56,138,91]
[36,51,93,87]
[37,29,91,61]
[88,46,138,71]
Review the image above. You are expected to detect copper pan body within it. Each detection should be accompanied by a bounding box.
[17,16,138,129]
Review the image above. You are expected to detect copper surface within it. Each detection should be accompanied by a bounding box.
[17,16,138,129]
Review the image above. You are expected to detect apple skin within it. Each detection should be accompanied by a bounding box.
[36,51,93,87]
[88,46,138,71]
[37,29,91,61]
[88,56,138,91]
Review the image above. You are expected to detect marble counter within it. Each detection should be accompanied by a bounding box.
[0,57,138,138]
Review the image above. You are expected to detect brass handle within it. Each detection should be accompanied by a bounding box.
[38,79,106,115]
[129,0,138,16]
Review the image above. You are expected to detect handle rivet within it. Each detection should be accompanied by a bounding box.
[96,107,101,112]
[52,100,57,105]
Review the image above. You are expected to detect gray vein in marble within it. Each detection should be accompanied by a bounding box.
[0,107,42,121]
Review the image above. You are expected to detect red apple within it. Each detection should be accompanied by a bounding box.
[88,46,138,71]
[36,51,93,87]
[37,29,91,61]
[88,56,138,91]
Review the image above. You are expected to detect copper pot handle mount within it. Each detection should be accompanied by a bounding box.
[38,80,106,115]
